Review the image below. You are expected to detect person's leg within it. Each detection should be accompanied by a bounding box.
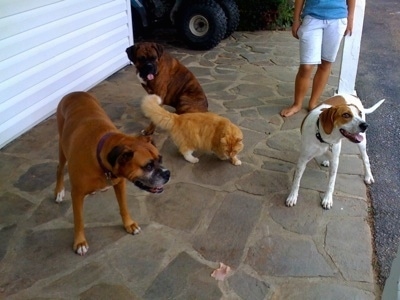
[280,16,322,117]
[308,59,332,110]
[280,64,314,117]
[307,17,347,110]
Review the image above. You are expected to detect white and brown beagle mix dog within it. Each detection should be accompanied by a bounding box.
[286,94,384,209]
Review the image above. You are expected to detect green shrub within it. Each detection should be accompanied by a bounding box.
[236,0,294,30]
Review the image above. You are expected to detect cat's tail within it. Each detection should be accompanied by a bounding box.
[141,94,176,131]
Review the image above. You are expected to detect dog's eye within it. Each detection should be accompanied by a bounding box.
[342,113,352,118]
[144,161,154,171]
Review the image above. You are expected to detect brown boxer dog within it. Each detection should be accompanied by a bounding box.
[55,91,170,255]
[126,42,208,135]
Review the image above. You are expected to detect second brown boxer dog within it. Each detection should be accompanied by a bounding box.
[126,42,208,135]
[55,91,170,255]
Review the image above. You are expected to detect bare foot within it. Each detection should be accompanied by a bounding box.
[280,105,301,117]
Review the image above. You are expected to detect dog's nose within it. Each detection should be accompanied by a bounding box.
[359,122,368,132]
[162,169,171,181]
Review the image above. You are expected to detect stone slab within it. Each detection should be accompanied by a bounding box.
[193,192,262,267]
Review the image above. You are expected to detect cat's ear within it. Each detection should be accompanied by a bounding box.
[220,137,227,145]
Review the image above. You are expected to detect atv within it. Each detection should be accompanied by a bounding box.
[131,0,240,50]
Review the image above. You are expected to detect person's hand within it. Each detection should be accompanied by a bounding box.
[292,21,301,39]
[344,18,354,36]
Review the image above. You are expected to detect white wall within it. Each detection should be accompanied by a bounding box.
[0,0,133,148]
[337,0,365,94]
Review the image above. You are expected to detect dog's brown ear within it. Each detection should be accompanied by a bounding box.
[126,45,138,63]
[154,43,164,59]
[107,145,124,166]
[118,150,134,166]
[319,107,336,134]
[107,146,134,166]
[138,135,153,144]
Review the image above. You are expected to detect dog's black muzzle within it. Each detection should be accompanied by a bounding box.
[133,167,170,194]
[159,168,170,182]
[359,122,368,133]
[138,62,157,80]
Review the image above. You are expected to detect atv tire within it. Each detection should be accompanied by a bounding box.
[216,0,240,38]
[176,0,227,50]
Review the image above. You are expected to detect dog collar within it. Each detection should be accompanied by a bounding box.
[96,132,117,180]
[316,119,333,149]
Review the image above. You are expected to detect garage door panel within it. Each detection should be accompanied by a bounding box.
[1,27,129,102]
[0,39,129,123]
[0,1,128,61]
[0,0,133,148]
[0,14,129,83]
[0,0,115,39]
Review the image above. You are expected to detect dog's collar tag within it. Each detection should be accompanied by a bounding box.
[96,132,117,181]
[316,119,333,150]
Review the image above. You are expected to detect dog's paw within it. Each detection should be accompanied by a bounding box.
[285,194,298,207]
[55,189,65,203]
[321,160,329,167]
[364,174,375,185]
[321,196,333,210]
[125,222,142,235]
[74,242,89,256]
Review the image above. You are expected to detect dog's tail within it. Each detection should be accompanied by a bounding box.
[364,99,385,114]
[141,94,176,131]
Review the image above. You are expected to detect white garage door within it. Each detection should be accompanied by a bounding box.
[0,0,134,148]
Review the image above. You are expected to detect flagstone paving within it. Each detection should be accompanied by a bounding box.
[0,30,380,299]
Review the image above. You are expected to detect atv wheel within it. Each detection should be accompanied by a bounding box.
[216,0,240,38]
[176,0,227,50]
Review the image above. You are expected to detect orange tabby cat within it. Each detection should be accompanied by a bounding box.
[141,95,243,165]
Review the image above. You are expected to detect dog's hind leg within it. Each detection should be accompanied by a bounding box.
[357,136,374,184]
[55,104,66,203]
[55,143,66,203]
[113,179,141,235]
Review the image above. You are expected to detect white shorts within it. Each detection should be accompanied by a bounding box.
[298,15,347,64]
